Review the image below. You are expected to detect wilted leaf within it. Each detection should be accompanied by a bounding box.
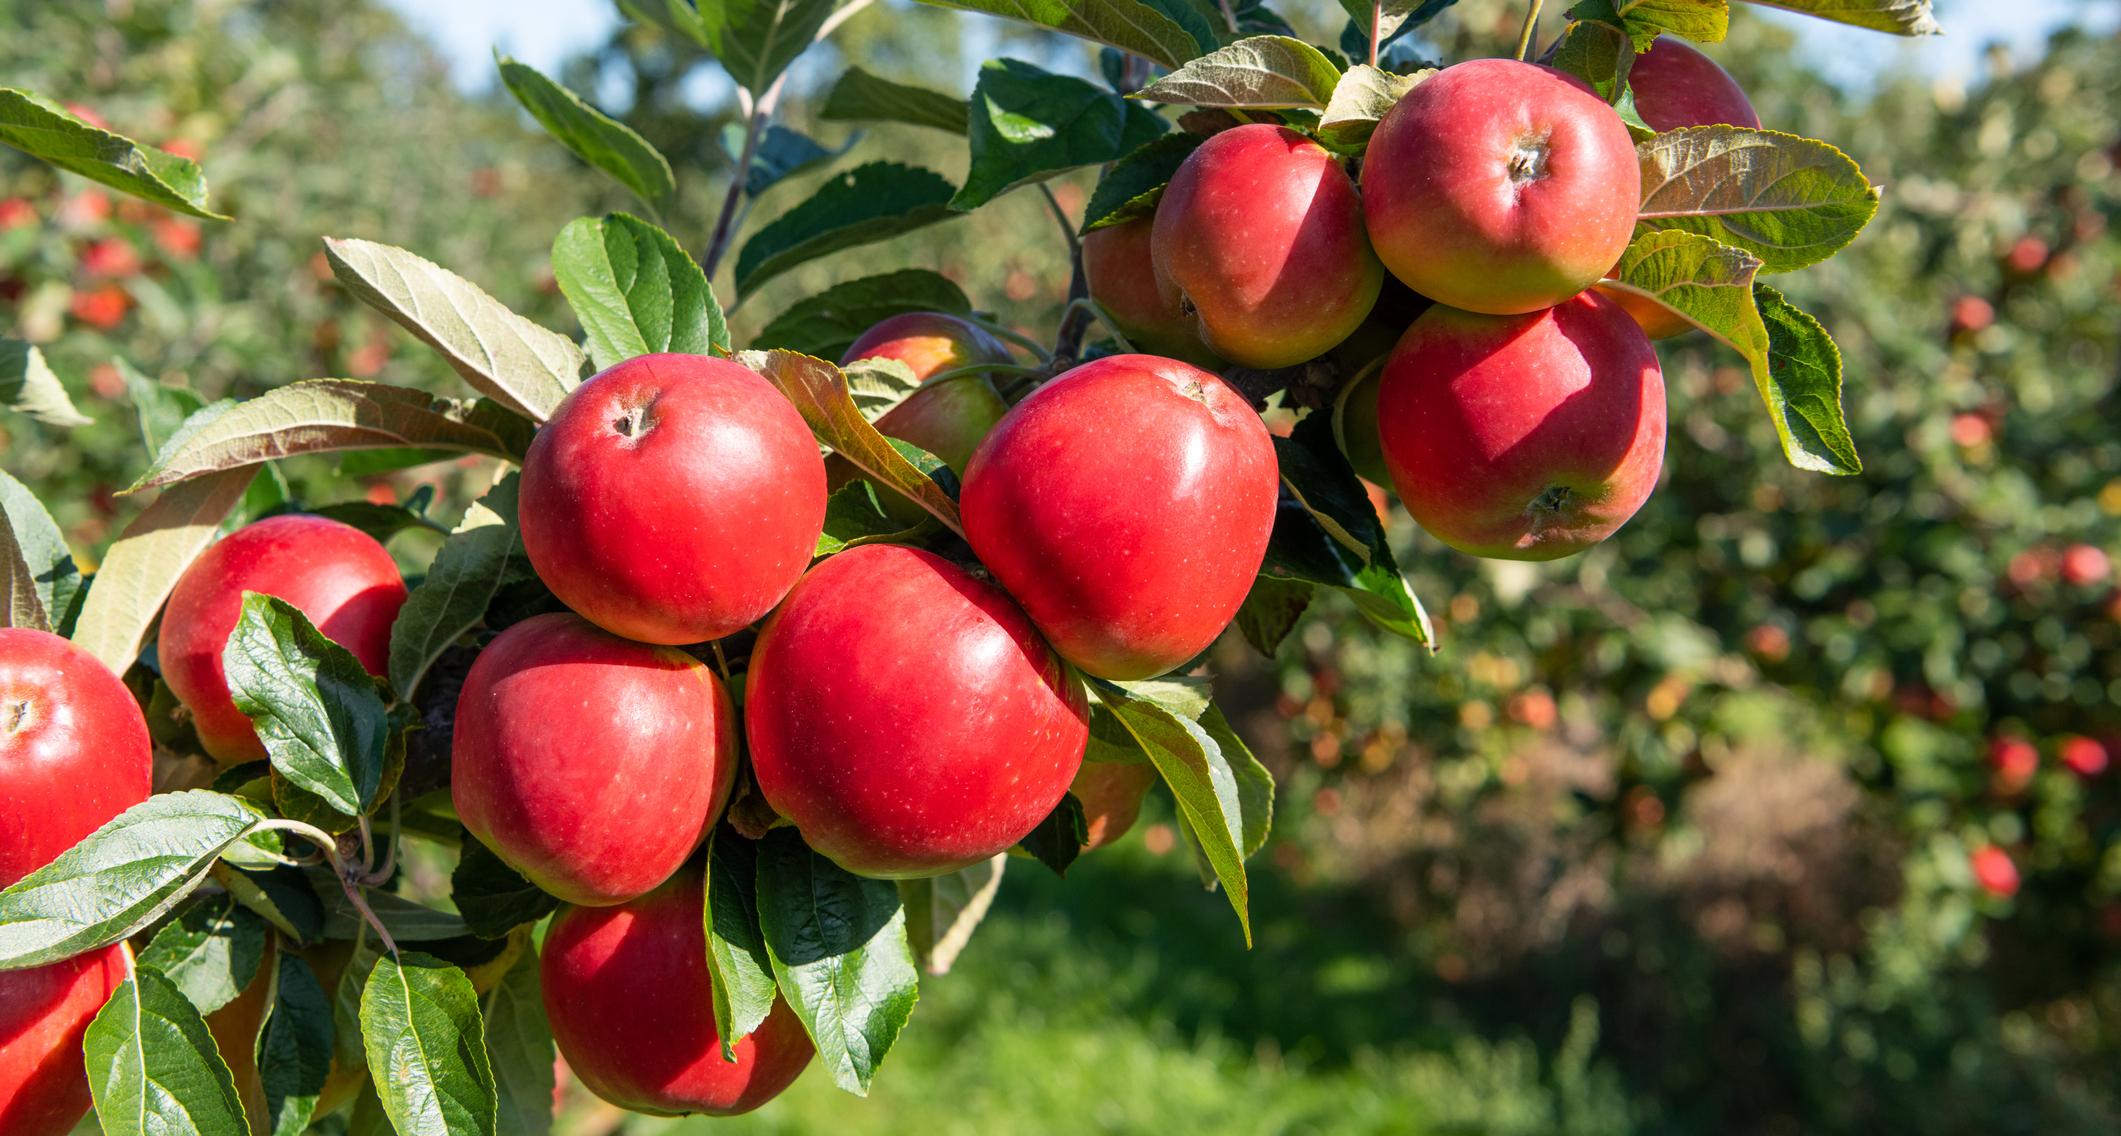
[497,54,675,208]
[0,88,226,219]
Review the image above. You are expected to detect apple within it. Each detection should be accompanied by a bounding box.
[1151,123,1383,368]
[453,612,736,907]
[747,544,1089,878]
[68,284,131,330]
[1071,762,1157,852]
[519,353,826,645]
[2060,735,2109,778]
[542,866,813,1116]
[1,628,153,888]
[1969,845,2019,899]
[840,311,1016,472]
[1082,217,1222,367]
[160,514,408,764]
[2061,544,2111,586]
[1989,736,2038,794]
[1377,292,1666,560]
[842,311,1013,382]
[1948,295,1995,338]
[0,944,130,1136]
[962,355,1279,679]
[1363,58,1641,316]
[1626,37,1761,132]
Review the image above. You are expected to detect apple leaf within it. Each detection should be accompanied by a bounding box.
[451,838,560,940]
[743,349,965,534]
[0,337,90,427]
[213,863,326,947]
[1755,283,1861,475]
[223,592,390,817]
[258,953,335,1136]
[68,466,251,675]
[899,855,1007,976]
[728,122,859,197]
[329,930,384,1078]
[1201,704,1273,859]
[704,830,779,1061]
[1315,64,1430,152]
[1569,0,1727,48]
[552,213,729,371]
[1014,794,1088,877]
[318,881,470,943]
[1636,126,1881,273]
[1543,17,1635,105]
[1232,575,1311,657]
[911,0,1206,71]
[1740,0,1940,36]
[1601,228,1767,347]
[0,791,267,970]
[954,59,1168,211]
[1136,35,1343,110]
[482,949,556,1136]
[85,969,253,1136]
[1263,416,1435,649]
[137,892,269,1016]
[359,953,499,1136]
[1334,0,1455,50]
[753,270,973,361]
[496,54,675,209]
[324,237,586,421]
[755,829,920,1096]
[0,468,79,633]
[0,88,227,219]
[1080,133,1203,233]
[734,162,962,296]
[815,479,940,557]
[120,358,209,456]
[666,0,838,97]
[389,474,530,700]
[820,67,970,134]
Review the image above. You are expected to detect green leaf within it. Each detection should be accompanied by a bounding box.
[704,830,779,1061]
[820,67,970,134]
[814,480,938,556]
[899,854,1006,976]
[70,467,252,676]
[1233,575,1311,656]
[755,829,919,1096]
[324,238,586,422]
[120,358,208,457]
[743,349,964,533]
[728,123,859,196]
[359,952,498,1136]
[1636,126,1880,273]
[551,213,729,370]
[1134,35,1343,110]
[259,953,335,1136]
[1200,704,1273,858]
[678,0,838,96]
[125,380,524,493]
[1014,794,1088,877]
[320,884,470,943]
[451,838,560,940]
[1315,63,1428,152]
[913,0,1206,70]
[954,59,1168,212]
[0,791,265,970]
[1544,17,1635,104]
[1570,0,1728,48]
[213,863,326,946]
[0,88,226,219]
[1263,418,1435,649]
[1755,283,1860,475]
[84,969,252,1136]
[1740,0,1938,35]
[753,270,973,360]
[1094,684,1256,943]
[482,949,555,1136]
[0,337,89,427]
[0,467,78,633]
[388,474,527,700]
[136,892,269,1015]
[1601,228,1765,341]
[1080,133,1203,233]
[330,932,384,1078]
[223,593,389,817]
[733,162,961,296]
[496,53,675,208]
[1335,0,1455,49]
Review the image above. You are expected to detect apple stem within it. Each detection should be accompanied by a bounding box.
[1369,0,1382,67]
[255,817,399,954]
[963,317,1054,362]
[1058,298,1138,355]
[1515,0,1545,62]
[1036,184,1081,261]
[710,641,733,685]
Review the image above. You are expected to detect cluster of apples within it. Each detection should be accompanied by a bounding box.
[1085,44,1761,561]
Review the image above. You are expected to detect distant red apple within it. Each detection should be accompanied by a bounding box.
[1626,36,1761,131]
[543,866,813,1116]
[1378,292,1666,560]
[961,355,1279,679]
[1,628,153,888]
[160,514,407,763]
[0,198,34,230]
[0,944,131,1136]
[1969,845,2020,898]
[68,284,131,330]
[1950,412,1993,448]
[1989,736,2038,794]
[152,218,203,260]
[1745,624,1791,663]
[1072,761,1158,852]
[77,238,141,280]
[1948,295,1995,337]
[2060,735,2109,778]
[2061,544,2111,586]
[519,353,826,645]
[2004,236,2050,277]
[453,612,736,907]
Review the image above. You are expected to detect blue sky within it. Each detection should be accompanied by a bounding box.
[382,0,2121,94]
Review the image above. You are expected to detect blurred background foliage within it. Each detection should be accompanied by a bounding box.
[3,0,2119,1133]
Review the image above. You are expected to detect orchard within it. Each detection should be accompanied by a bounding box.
[3,0,2119,1133]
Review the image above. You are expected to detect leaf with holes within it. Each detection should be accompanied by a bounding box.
[1636,127,1880,273]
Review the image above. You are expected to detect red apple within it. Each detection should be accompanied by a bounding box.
[2061,544,2111,586]
[747,544,1089,878]
[160,514,407,763]
[76,238,141,281]
[1988,736,2038,794]
[1626,37,1761,132]
[0,198,34,230]
[841,312,1012,381]
[453,612,736,907]
[543,865,812,1116]
[1378,292,1665,560]
[1970,845,2019,898]
[519,353,826,645]
[1594,285,1697,341]
[1082,217,1222,367]
[961,355,1280,679]
[1151,123,1383,368]
[1948,295,1995,338]
[840,314,1014,472]
[2060,735,2109,778]
[68,284,130,330]
[1363,58,1641,316]
[1,629,153,888]
[0,945,130,1136]
[1071,762,1157,852]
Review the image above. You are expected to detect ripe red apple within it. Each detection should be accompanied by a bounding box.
[1378,292,1666,560]
[1151,123,1383,368]
[0,944,130,1136]
[1072,762,1157,852]
[453,612,736,907]
[842,312,1012,381]
[519,353,826,645]
[1626,37,1761,132]
[160,514,407,764]
[2061,544,2111,586]
[2060,735,2109,778]
[1363,58,1641,316]
[542,866,813,1116]
[961,355,1280,679]
[68,284,130,330]
[1082,217,1222,367]
[1969,845,2019,898]
[2,629,153,887]
[1989,736,2038,794]
[747,544,1089,878]
[1948,295,1995,338]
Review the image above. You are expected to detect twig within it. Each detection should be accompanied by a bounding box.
[704,74,788,280]
[710,641,733,684]
[815,0,876,42]
[1037,184,1081,259]
[1515,0,1545,62]
[1058,297,1137,355]
[1051,248,1092,366]
[255,817,399,956]
[927,362,1052,385]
